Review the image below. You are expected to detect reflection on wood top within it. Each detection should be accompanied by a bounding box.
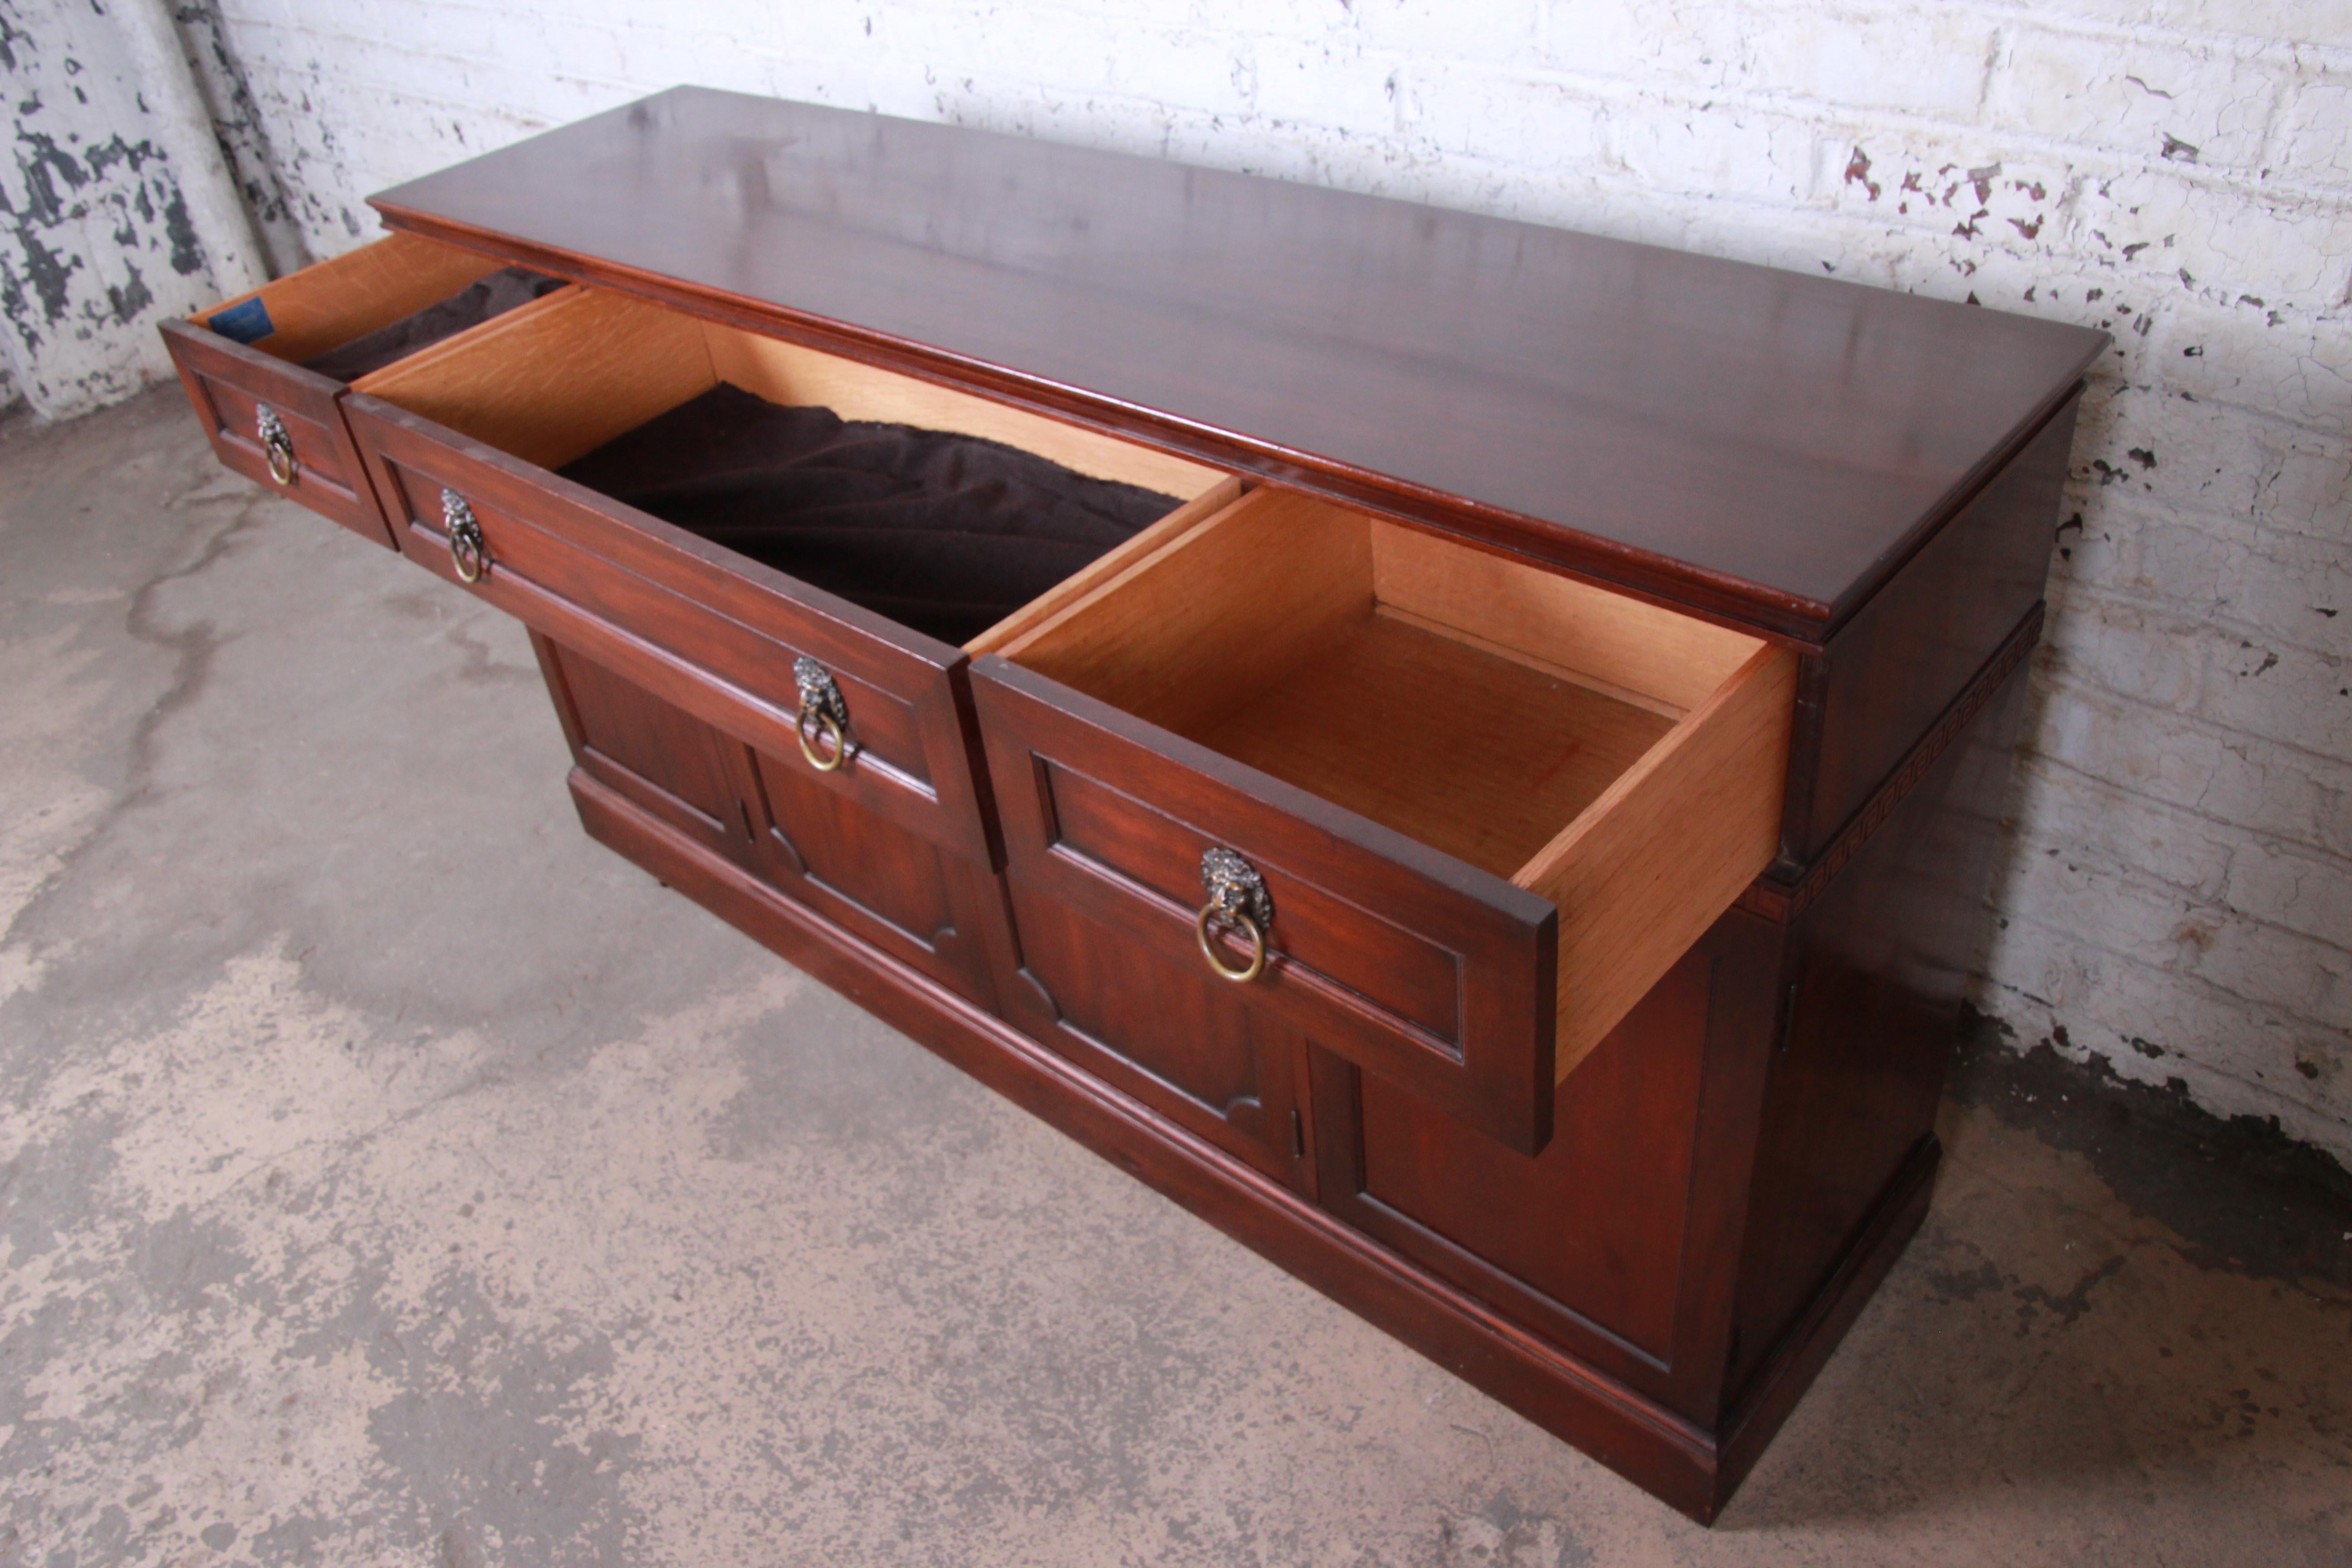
[371,85,2107,637]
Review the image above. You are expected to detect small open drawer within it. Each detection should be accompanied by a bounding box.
[338,285,1230,867]
[969,490,1797,1152]
[159,232,556,547]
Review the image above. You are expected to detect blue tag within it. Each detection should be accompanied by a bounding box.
[207,295,274,344]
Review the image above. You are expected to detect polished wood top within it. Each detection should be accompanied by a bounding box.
[372,86,2106,639]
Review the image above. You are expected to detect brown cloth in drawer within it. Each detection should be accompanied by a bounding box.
[298,267,568,382]
[556,382,1182,645]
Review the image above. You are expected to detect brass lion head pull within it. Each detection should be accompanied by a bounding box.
[1196,847,1273,983]
[441,489,486,583]
[793,655,852,771]
[256,406,296,485]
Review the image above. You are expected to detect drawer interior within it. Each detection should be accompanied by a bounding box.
[985,487,1796,1078]
[354,288,1230,643]
[985,488,1766,882]
[192,231,564,381]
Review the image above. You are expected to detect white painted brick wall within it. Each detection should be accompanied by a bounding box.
[198,0,2352,1156]
[0,0,268,418]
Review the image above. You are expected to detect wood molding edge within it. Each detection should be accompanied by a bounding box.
[1741,603,2044,925]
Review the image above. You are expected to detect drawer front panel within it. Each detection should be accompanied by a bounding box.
[159,320,390,546]
[344,393,994,866]
[1001,876,1311,1189]
[974,657,1558,1154]
[1042,759,1463,1043]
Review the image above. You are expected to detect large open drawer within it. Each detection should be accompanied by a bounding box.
[970,490,1797,1153]
[336,284,1230,870]
[158,232,537,547]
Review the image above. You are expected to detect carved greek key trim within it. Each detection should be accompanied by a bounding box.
[1739,602,2043,925]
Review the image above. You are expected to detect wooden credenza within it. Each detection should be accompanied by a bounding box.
[160,85,2105,1522]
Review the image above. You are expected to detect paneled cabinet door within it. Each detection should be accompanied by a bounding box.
[533,633,755,867]
[534,632,999,1013]
[734,739,1002,1013]
[994,876,1314,1193]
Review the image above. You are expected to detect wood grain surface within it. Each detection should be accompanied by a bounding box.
[195,230,504,364]
[371,86,2109,636]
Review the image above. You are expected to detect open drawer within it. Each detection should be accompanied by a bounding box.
[969,490,1797,1153]
[337,284,1231,870]
[160,232,564,547]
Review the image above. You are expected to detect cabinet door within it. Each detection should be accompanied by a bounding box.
[534,633,754,865]
[1308,908,1784,1416]
[995,876,1313,1192]
[736,740,1002,1012]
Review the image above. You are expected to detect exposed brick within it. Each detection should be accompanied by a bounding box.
[1352,0,1544,64]
[1815,131,2073,249]
[1989,24,2283,169]
[2273,74,2352,181]
[2042,588,2211,711]
[2227,838,2352,945]
[1740,3,1997,119]
[2072,167,2352,311]
[1606,96,1821,206]
[2067,397,2246,527]
[2151,295,2352,433]
[2248,428,2352,541]
[1254,35,1406,130]
[2010,756,2240,897]
[1402,64,1605,169]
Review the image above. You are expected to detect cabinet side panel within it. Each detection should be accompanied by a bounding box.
[1726,653,2033,1403]
[1791,393,2077,866]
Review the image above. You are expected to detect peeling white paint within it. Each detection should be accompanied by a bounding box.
[0,0,265,420]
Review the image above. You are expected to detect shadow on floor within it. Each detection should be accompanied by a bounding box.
[1721,1014,2351,1556]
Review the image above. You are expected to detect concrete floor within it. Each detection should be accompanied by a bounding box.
[2,387,2347,1568]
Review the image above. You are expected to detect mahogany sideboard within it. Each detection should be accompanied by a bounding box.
[159,85,2107,1522]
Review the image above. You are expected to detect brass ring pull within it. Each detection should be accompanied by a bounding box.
[1196,904,1267,983]
[442,489,486,583]
[797,707,848,771]
[1196,847,1273,984]
[792,655,851,772]
[257,407,296,486]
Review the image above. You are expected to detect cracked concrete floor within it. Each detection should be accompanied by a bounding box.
[2,387,2348,1567]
